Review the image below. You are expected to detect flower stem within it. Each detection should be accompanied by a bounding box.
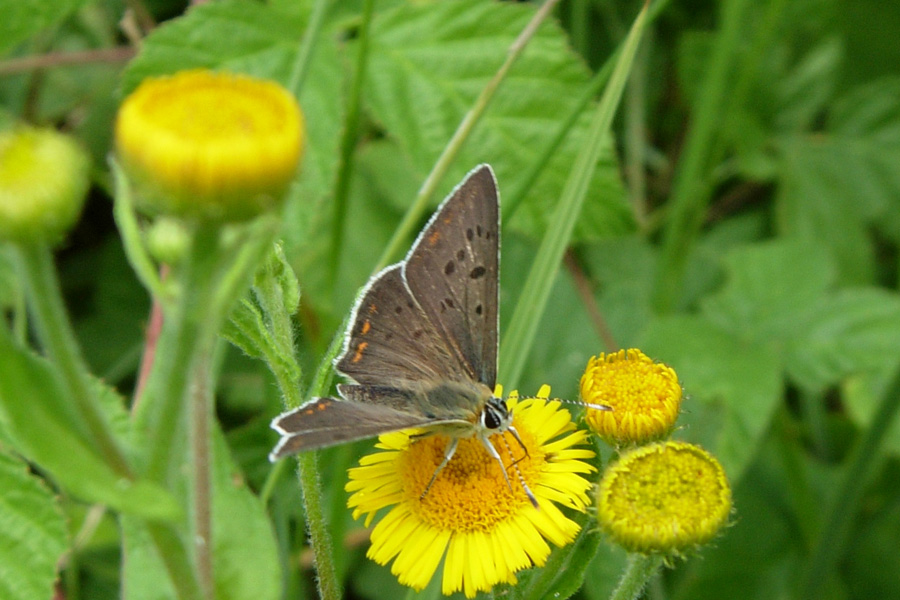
[190,349,214,600]
[144,521,206,600]
[13,242,131,476]
[609,553,663,600]
[264,285,343,600]
[137,226,220,483]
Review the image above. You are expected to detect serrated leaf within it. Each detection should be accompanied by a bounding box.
[0,0,90,56]
[364,0,630,242]
[0,451,67,600]
[122,427,280,600]
[223,298,272,361]
[787,288,900,391]
[775,77,900,283]
[639,315,781,482]
[0,328,179,521]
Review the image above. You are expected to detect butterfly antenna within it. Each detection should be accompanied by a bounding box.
[499,430,539,509]
[514,394,612,412]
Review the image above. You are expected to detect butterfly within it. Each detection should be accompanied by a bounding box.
[271,165,577,503]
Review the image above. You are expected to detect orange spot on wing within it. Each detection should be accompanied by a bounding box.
[428,230,441,245]
[368,304,378,314]
[361,320,371,335]
[352,342,368,363]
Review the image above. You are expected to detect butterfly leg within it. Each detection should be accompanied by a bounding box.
[506,425,530,468]
[480,434,539,508]
[420,437,459,500]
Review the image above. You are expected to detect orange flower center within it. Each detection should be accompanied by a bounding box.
[398,428,544,533]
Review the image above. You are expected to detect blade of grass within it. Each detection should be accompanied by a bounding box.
[287,0,332,95]
[498,3,649,388]
[328,0,375,292]
[504,0,670,223]
[375,0,564,271]
[800,361,900,598]
[651,0,752,313]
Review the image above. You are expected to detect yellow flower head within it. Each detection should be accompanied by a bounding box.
[115,69,304,221]
[346,385,596,598]
[580,349,682,445]
[0,126,90,244]
[597,441,732,554]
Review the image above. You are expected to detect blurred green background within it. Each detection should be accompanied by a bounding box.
[2,0,900,598]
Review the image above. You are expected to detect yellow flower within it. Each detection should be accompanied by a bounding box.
[597,441,732,554]
[115,69,304,221]
[0,126,90,244]
[580,349,682,445]
[346,385,595,598]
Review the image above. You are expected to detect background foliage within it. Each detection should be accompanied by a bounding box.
[2,0,900,599]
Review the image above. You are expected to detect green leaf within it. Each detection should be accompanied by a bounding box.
[223,298,273,362]
[787,288,900,391]
[639,315,782,482]
[122,427,280,600]
[0,451,67,600]
[775,77,900,284]
[0,328,179,521]
[0,0,90,56]
[365,0,630,242]
[700,239,834,343]
[844,372,900,458]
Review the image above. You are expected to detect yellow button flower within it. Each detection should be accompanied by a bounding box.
[597,441,732,554]
[580,349,682,445]
[115,69,304,221]
[0,126,90,244]
[346,386,596,598]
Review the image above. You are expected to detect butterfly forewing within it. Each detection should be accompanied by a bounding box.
[335,265,471,386]
[403,166,500,388]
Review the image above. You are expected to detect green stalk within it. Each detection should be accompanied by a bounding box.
[609,553,664,600]
[328,0,375,290]
[190,350,214,600]
[264,291,345,600]
[288,0,332,95]
[498,3,648,387]
[375,0,565,270]
[138,225,221,483]
[144,521,205,600]
[800,361,900,598]
[651,0,752,313]
[13,242,131,476]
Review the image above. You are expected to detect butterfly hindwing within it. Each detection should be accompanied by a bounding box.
[269,397,448,458]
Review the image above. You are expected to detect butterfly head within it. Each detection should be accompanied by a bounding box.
[480,395,513,433]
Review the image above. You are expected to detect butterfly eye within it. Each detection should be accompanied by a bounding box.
[481,398,509,430]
